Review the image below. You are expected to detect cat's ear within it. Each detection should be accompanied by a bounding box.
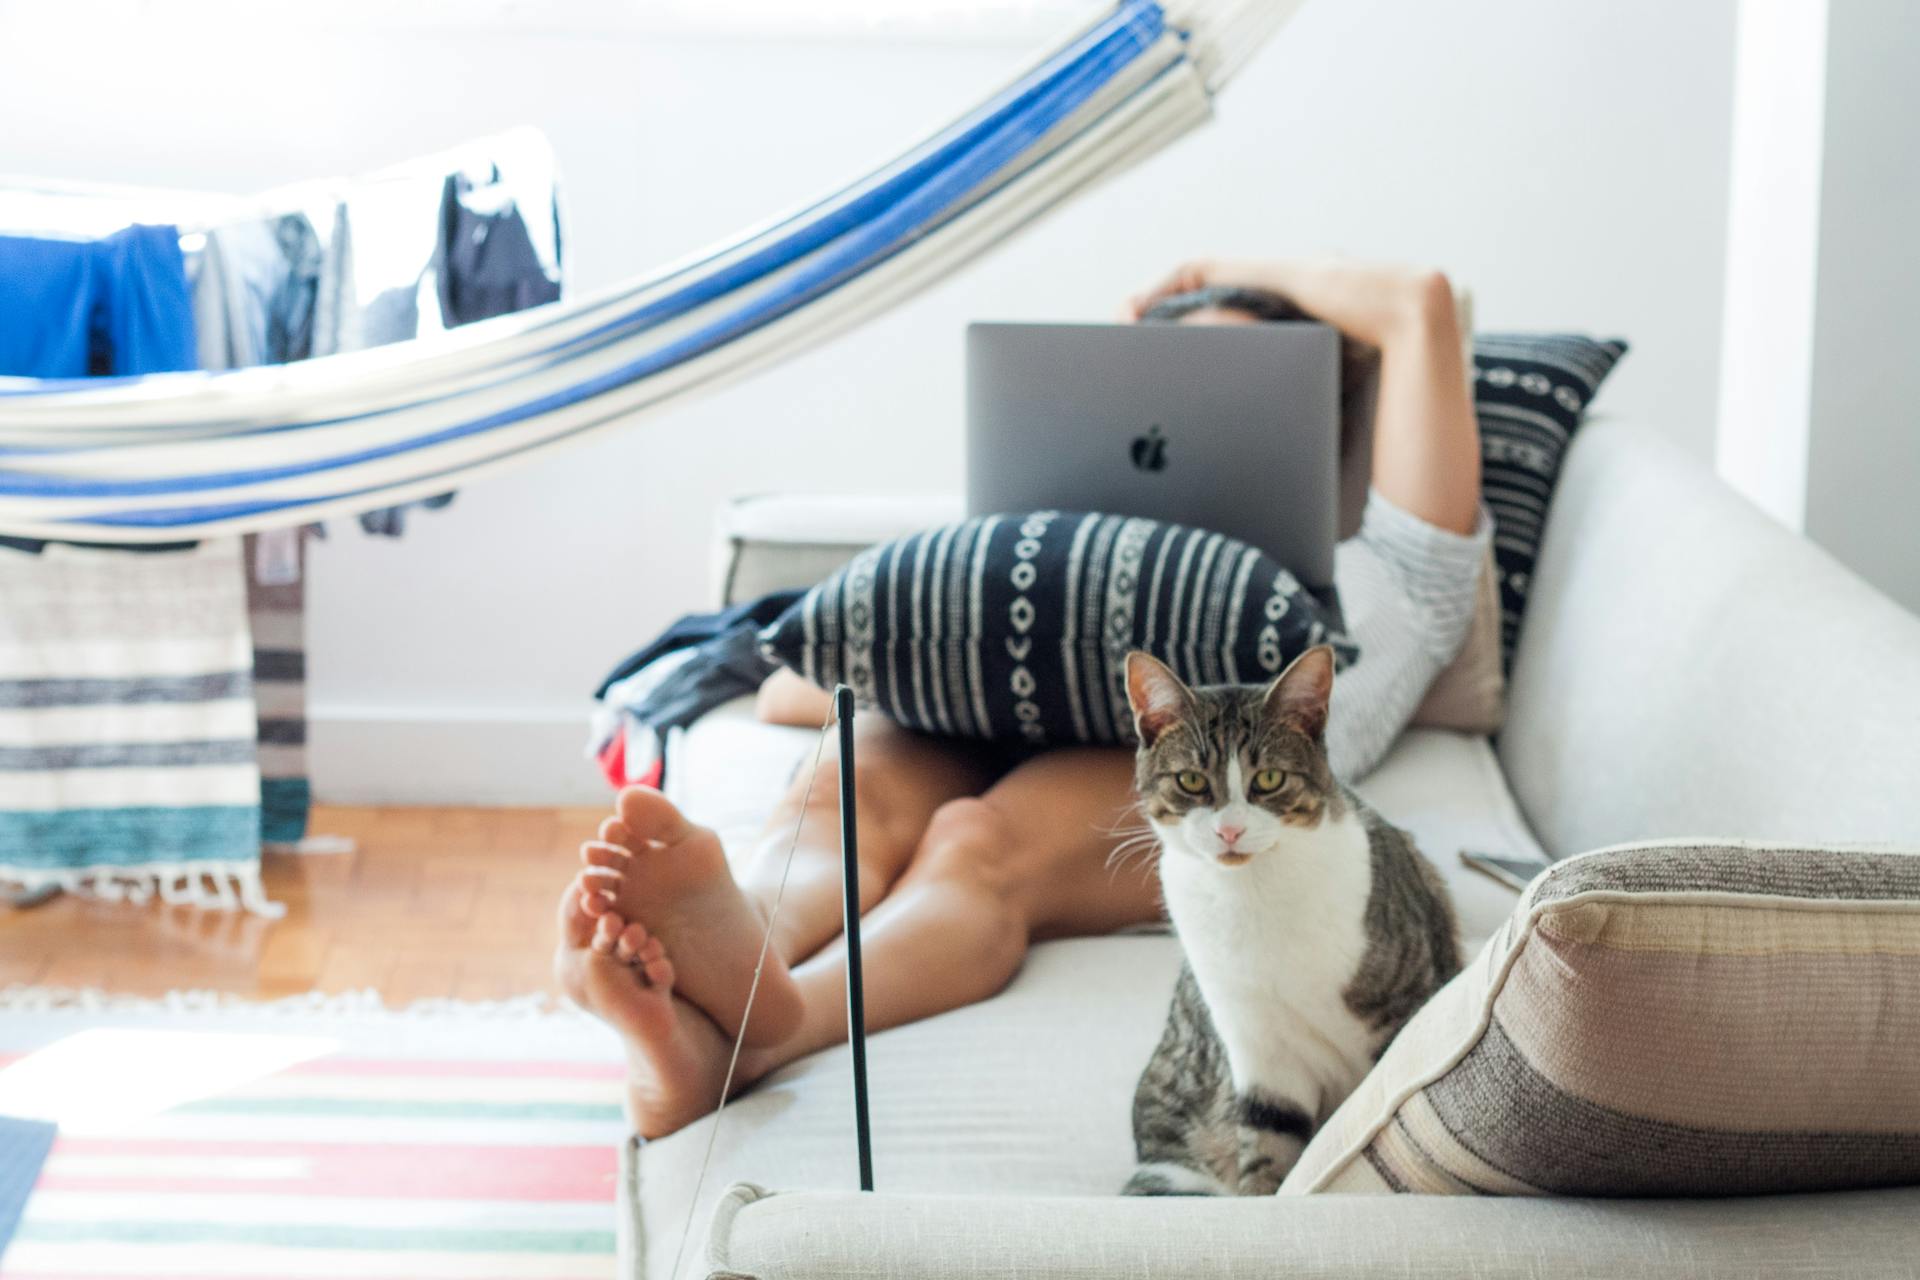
[1263,645,1334,741]
[1125,651,1194,746]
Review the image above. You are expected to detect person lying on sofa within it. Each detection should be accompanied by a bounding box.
[553,258,1491,1138]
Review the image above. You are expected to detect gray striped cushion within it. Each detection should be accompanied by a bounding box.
[761,510,1353,747]
[244,531,310,846]
[1281,840,1920,1198]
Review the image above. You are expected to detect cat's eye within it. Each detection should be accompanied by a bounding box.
[1251,768,1287,794]
[1175,770,1210,795]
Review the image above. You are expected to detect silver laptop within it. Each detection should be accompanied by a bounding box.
[965,321,1340,590]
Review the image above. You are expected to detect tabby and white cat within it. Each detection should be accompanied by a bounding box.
[1121,646,1460,1196]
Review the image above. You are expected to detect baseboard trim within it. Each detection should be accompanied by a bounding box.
[309,707,611,806]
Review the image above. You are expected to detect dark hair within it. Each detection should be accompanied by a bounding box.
[1139,286,1376,408]
[1138,284,1312,326]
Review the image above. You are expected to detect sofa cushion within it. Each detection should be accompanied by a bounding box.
[1500,421,1920,857]
[1409,544,1504,733]
[1282,840,1920,1198]
[631,933,1182,1280]
[1472,332,1626,672]
[689,1183,1920,1280]
[759,510,1354,748]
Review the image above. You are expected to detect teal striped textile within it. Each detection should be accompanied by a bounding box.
[260,779,311,846]
[0,806,262,866]
[0,538,273,912]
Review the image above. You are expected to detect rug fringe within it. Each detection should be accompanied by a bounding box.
[0,985,585,1019]
[0,860,285,918]
[263,834,358,856]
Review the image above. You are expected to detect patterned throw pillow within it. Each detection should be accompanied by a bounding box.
[760,510,1353,747]
[1281,840,1920,1198]
[1472,334,1627,672]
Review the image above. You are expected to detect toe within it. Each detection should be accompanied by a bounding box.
[598,816,634,848]
[617,786,695,847]
[614,922,648,963]
[581,841,631,869]
[637,937,665,964]
[641,956,675,989]
[567,870,613,916]
[557,880,597,947]
[591,912,625,954]
[581,864,624,890]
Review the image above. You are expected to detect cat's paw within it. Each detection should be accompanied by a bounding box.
[1121,1162,1230,1196]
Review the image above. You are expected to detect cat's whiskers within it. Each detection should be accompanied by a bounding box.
[1104,806,1162,877]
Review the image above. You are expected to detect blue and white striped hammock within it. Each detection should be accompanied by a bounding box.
[0,0,1302,542]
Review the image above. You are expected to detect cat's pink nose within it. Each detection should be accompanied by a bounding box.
[1215,823,1246,848]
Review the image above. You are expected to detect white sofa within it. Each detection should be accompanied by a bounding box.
[621,419,1920,1279]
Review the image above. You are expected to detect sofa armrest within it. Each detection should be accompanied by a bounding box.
[1501,419,1920,855]
[712,492,964,608]
[693,1183,1920,1280]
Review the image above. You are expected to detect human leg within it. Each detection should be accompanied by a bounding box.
[730,745,1163,1074]
[733,715,999,965]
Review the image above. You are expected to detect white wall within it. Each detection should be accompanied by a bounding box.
[1715,0,1828,531]
[1802,1,1920,617]
[1714,0,1920,617]
[0,0,1737,803]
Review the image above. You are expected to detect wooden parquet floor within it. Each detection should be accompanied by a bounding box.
[0,805,604,1003]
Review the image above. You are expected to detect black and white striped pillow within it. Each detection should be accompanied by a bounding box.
[1473,334,1627,671]
[761,511,1354,747]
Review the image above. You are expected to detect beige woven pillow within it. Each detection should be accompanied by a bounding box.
[1409,544,1504,733]
[1281,839,1920,1197]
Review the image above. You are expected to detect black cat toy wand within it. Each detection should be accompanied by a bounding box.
[834,684,875,1192]
[667,684,876,1277]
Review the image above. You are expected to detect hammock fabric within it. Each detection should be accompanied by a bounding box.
[0,0,1303,542]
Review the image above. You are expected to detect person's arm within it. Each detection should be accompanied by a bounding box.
[1131,259,1481,535]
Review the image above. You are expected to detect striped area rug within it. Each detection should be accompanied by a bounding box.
[0,990,629,1279]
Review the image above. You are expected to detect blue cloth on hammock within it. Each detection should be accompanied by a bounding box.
[0,225,195,377]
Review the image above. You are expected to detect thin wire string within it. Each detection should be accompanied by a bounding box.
[667,699,839,1280]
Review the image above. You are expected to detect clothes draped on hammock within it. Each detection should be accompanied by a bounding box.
[191,212,325,370]
[189,137,563,537]
[0,225,197,557]
[0,224,196,379]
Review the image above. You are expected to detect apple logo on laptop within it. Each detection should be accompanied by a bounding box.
[1130,425,1168,473]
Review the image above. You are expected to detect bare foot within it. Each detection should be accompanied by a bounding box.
[578,788,805,1049]
[553,871,757,1139]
